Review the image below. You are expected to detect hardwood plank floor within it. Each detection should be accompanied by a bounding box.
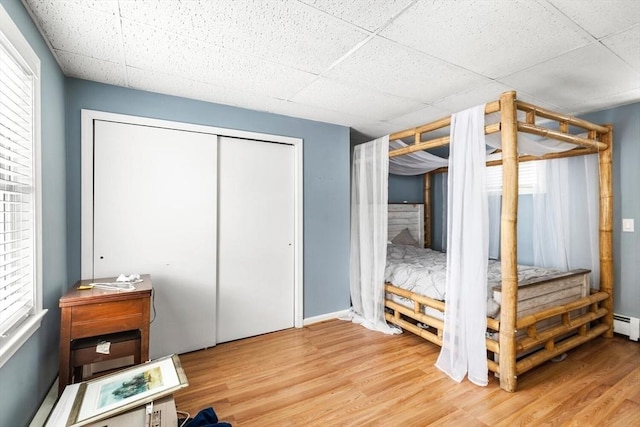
[174,319,639,426]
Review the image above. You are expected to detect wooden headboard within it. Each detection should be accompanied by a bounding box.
[388,203,424,247]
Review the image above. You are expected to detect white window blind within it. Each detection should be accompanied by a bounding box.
[0,41,35,337]
[0,6,44,369]
[487,161,538,194]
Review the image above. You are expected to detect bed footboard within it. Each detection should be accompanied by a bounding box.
[385,268,611,384]
[384,283,500,374]
[513,291,609,375]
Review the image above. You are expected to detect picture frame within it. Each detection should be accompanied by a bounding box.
[65,354,188,427]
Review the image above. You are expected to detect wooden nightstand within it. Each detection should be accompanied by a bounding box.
[58,275,152,396]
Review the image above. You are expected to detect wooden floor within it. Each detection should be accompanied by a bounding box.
[174,319,640,426]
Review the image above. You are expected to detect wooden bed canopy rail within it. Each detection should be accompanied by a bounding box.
[388,94,609,156]
[383,91,614,392]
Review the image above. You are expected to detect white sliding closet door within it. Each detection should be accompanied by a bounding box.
[93,120,218,358]
[217,137,295,343]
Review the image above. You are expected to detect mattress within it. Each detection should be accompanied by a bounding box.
[385,244,561,318]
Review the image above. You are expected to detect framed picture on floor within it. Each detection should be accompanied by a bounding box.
[63,354,188,426]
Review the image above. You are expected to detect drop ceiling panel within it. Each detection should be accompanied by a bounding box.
[355,121,406,141]
[297,0,416,31]
[119,0,371,75]
[547,0,640,39]
[500,43,640,113]
[21,0,640,141]
[24,0,124,62]
[324,36,489,103]
[582,88,640,114]
[431,81,521,114]
[245,99,374,128]
[602,25,640,70]
[127,66,380,130]
[55,50,127,86]
[291,77,425,121]
[121,20,317,99]
[380,0,593,78]
[386,104,451,131]
[125,67,242,107]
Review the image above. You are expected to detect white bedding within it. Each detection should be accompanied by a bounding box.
[385,244,560,318]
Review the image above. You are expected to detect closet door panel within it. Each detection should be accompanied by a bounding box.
[93,120,218,358]
[217,137,295,343]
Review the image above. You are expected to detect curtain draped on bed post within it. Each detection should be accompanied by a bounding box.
[348,135,401,335]
[435,104,489,386]
[532,155,600,287]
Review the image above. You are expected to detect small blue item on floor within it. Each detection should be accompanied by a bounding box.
[184,407,232,427]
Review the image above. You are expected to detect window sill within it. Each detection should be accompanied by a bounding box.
[0,310,48,368]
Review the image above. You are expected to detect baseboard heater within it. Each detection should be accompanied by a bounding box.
[613,313,640,341]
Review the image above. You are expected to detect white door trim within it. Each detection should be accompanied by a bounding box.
[80,109,304,328]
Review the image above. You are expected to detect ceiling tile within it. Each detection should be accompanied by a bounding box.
[120,20,218,83]
[21,0,640,140]
[387,104,451,131]
[24,0,120,15]
[325,36,489,103]
[432,81,566,114]
[119,0,370,74]
[55,50,127,86]
[430,81,514,113]
[121,20,317,99]
[68,0,119,14]
[574,87,640,115]
[354,121,404,141]
[602,25,640,71]
[547,0,640,39]
[297,0,416,32]
[380,0,592,78]
[247,99,371,127]
[126,67,273,109]
[291,77,425,121]
[499,43,640,112]
[126,67,372,130]
[23,0,124,62]
[117,0,193,31]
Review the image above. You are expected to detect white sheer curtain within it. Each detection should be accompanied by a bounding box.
[441,187,500,259]
[348,136,401,334]
[435,104,489,386]
[388,140,448,175]
[533,155,600,287]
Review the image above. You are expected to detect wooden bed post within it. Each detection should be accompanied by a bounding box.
[423,173,431,248]
[599,124,614,338]
[498,91,519,392]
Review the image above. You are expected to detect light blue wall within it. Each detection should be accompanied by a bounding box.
[389,102,640,318]
[0,1,68,427]
[64,79,351,318]
[580,103,640,318]
[388,174,424,204]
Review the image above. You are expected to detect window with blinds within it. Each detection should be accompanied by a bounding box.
[0,4,44,368]
[0,42,35,337]
[486,161,538,194]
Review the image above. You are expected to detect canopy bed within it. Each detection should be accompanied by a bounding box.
[350,91,613,392]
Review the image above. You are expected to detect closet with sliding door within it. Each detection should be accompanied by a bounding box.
[81,111,302,358]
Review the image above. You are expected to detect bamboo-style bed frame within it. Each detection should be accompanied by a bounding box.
[384,91,613,392]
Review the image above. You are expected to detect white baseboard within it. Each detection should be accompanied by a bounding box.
[30,378,58,427]
[303,309,351,326]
